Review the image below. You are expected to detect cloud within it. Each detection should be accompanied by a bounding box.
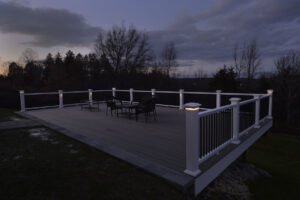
[149,0,300,64]
[0,0,299,74]
[0,1,103,47]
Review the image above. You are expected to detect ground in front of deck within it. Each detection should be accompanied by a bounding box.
[24,106,194,188]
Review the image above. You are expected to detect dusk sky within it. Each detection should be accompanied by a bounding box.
[0,0,300,76]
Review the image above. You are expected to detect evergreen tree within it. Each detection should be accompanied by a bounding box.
[211,65,237,91]
[7,62,24,87]
[43,53,54,83]
[24,61,43,87]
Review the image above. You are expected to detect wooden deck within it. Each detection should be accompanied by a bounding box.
[23,104,273,193]
[25,105,194,186]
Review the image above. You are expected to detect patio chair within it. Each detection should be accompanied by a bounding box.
[106,100,123,116]
[135,97,157,122]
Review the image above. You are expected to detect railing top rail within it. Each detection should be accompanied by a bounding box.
[23,89,269,97]
[183,91,216,95]
[197,96,263,117]
[93,90,112,92]
[198,103,235,117]
[239,98,257,106]
[220,92,265,96]
[260,94,271,99]
[25,92,58,96]
[63,90,87,94]
[133,90,151,93]
[115,89,130,92]
[155,90,179,94]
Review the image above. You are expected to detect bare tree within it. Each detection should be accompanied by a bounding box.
[274,50,300,123]
[233,43,244,78]
[94,25,152,72]
[159,42,178,75]
[232,40,261,80]
[244,40,261,80]
[194,68,207,79]
[19,48,39,65]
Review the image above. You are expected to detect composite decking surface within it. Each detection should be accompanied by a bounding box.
[27,105,187,173]
[24,105,272,190]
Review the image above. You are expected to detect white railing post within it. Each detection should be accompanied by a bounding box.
[230,98,241,144]
[130,88,134,102]
[179,89,184,110]
[254,94,261,128]
[267,89,273,119]
[151,88,156,97]
[88,89,93,105]
[112,87,116,98]
[216,90,222,108]
[59,90,63,108]
[184,102,201,176]
[19,90,25,112]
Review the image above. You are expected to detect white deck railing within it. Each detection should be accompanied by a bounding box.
[19,88,273,177]
[183,90,273,176]
[19,88,265,112]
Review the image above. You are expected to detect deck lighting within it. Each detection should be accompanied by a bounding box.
[184,102,202,176]
[185,103,201,111]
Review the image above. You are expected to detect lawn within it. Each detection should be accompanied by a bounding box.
[1,108,299,199]
[0,127,187,200]
[246,133,300,200]
[0,108,22,122]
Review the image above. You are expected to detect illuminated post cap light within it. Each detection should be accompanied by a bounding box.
[59,90,63,97]
[184,103,201,111]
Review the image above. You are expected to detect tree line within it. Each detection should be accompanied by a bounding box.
[3,25,178,91]
[210,49,300,132]
[0,25,299,133]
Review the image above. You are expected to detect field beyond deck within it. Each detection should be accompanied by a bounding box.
[25,105,194,186]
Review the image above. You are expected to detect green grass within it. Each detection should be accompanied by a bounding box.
[1,124,299,200]
[0,128,187,200]
[0,108,22,122]
[247,134,300,200]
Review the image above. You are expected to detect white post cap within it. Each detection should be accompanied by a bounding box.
[267,89,273,94]
[230,97,241,104]
[184,102,201,110]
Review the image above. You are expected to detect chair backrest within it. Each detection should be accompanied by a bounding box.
[114,99,122,106]
[142,97,156,112]
[149,98,157,111]
[106,100,116,108]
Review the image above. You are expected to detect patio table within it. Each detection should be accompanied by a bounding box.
[117,103,138,118]
[81,100,100,112]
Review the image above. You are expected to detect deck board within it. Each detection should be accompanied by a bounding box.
[27,106,187,172]
[23,105,272,191]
